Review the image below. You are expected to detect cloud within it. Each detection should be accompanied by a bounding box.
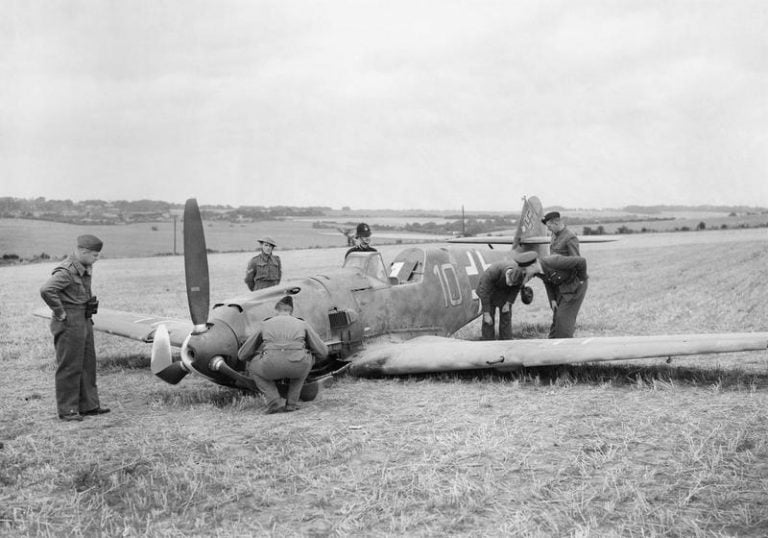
[1,0,766,209]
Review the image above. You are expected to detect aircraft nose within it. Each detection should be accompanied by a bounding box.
[182,320,240,376]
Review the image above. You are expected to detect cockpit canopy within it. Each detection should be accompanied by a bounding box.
[343,252,389,282]
[343,248,427,286]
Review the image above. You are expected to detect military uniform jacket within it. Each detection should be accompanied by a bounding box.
[539,255,588,299]
[345,245,377,257]
[40,256,93,319]
[476,261,526,312]
[244,252,281,290]
[550,227,580,256]
[237,315,329,363]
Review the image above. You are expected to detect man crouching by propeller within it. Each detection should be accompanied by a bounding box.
[237,296,328,414]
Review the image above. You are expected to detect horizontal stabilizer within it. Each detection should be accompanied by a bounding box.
[33,308,192,347]
[447,235,617,245]
[348,333,768,376]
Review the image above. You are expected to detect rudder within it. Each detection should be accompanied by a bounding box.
[513,196,548,257]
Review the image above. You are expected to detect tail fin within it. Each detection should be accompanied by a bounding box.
[513,196,548,257]
[446,195,616,248]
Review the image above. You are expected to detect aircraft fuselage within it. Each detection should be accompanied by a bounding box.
[180,245,524,387]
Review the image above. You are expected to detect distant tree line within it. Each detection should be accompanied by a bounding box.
[584,220,768,235]
[312,216,516,236]
[212,206,328,221]
[622,204,766,214]
[404,216,515,236]
[0,197,330,224]
[0,252,55,267]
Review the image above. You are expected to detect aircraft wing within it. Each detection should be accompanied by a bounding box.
[33,308,193,347]
[447,235,617,245]
[348,333,768,376]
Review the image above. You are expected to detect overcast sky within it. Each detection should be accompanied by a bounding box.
[2,1,766,210]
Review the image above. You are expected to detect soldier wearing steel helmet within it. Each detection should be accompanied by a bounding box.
[40,234,110,421]
[244,237,282,291]
[345,223,377,258]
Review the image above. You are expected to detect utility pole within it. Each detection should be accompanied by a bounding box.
[461,205,465,236]
[173,215,178,255]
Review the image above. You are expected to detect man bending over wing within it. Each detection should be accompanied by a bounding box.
[476,251,539,340]
[536,254,589,338]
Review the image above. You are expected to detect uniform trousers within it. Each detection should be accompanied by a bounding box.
[51,307,100,416]
[550,280,588,338]
[249,350,312,408]
[481,303,512,341]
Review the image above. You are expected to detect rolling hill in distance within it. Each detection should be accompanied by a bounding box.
[1,196,767,262]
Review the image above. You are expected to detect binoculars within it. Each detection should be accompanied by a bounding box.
[85,296,99,318]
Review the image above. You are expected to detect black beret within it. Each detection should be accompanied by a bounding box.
[513,251,538,267]
[77,234,103,252]
[541,211,561,224]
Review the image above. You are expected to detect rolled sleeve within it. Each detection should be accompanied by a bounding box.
[237,331,263,362]
[244,260,257,291]
[305,324,328,359]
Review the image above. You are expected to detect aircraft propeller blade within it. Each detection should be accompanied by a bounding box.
[155,361,189,385]
[183,198,211,330]
[151,324,189,385]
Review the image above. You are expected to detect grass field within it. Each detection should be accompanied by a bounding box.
[0,218,441,261]
[2,231,768,536]
[578,213,768,235]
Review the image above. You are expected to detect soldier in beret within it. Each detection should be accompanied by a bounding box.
[345,223,377,258]
[542,211,580,257]
[245,237,281,291]
[476,251,540,340]
[40,234,109,421]
[238,295,328,413]
[536,254,589,338]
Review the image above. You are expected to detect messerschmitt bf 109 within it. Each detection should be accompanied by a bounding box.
[35,196,768,400]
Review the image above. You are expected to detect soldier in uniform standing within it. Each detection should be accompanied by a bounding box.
[244,237,281,291]
[238,296,328,413]
[536,254,589,338]
[345,223,377,258]
[40,234,109,421]
[476,251,539,340]
[542,211,580,256]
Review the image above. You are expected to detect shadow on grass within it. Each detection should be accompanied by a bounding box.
[38,353,153,372]
[147,387,259,409]
[395,362,768,390]
[98,353,151,371]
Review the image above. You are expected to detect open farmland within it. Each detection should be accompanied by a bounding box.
[0,218,442,261]
[578,213,768,235]
[2,230,768,536]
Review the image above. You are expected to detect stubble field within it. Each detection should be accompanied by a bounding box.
[2,229,768,536]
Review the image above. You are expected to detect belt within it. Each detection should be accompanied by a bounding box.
[262,343,305,351]
[62,304,88,310]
